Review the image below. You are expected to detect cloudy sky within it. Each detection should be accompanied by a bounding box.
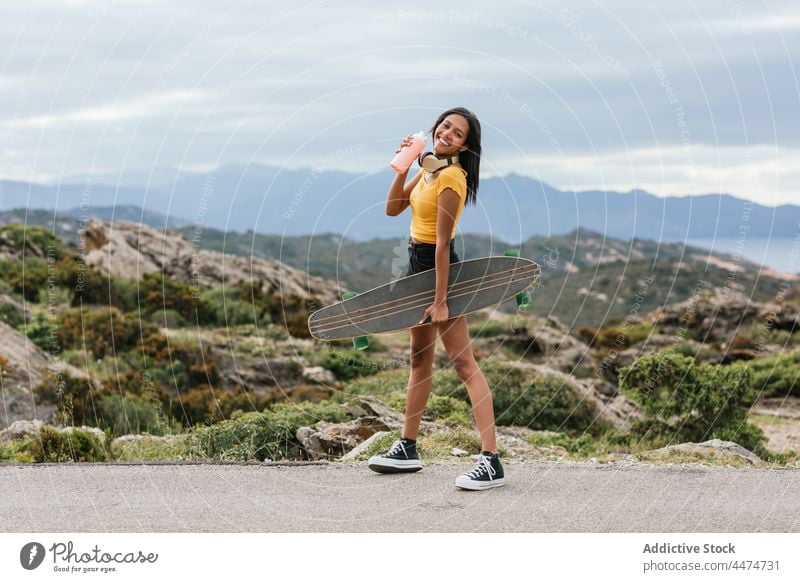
[1,0,798,205]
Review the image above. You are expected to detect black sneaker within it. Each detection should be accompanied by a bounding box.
[454,451,505,490]
[368,438,423,473]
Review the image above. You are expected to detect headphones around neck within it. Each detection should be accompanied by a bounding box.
[418,151,459,172]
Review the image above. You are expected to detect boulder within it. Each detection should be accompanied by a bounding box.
[645,439,763,465]
[0,419,45,442]
[0,321,99,429]
[302,366,336,385]
[82,220,341,303]
[339,431,390,461]
[297,417,396,460]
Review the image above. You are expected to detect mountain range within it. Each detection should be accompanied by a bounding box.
[2,164,798,242]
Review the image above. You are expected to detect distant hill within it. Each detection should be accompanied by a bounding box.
[2,164,798,241]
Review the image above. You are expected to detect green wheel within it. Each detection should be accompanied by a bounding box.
[342,292,370,350]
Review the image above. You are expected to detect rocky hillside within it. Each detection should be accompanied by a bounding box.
[81,220,342,303]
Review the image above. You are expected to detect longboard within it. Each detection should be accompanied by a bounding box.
[308,256,540,341]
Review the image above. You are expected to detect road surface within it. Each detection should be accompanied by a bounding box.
[2,461,799,532]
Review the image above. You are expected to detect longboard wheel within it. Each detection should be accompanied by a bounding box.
[504,250,531,309]
[515,290,532,309]
[342,292,370,350]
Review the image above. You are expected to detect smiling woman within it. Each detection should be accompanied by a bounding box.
[371,107,505,491]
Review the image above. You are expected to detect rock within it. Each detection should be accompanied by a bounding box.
[0,321,99,429]
[82,220,341,303]
[345,396,405,428]
[451,447,468,457]
[340,431,390,461]
[0,419,44,442]
[296,417,396,460]
[483,316,601,373]
[62,425,107,441]
[0,420,105,444]
[302,366,336,385]
[646,439,763,465]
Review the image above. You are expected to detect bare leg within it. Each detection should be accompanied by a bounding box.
[402,322,437,440]
[438,316,497,452]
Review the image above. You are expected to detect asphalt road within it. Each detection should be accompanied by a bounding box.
[2,461,799,532]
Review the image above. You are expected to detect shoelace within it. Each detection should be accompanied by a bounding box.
[384,440,408,459]
[464,455,496,480]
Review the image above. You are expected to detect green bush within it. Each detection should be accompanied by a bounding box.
[187,401,350,461]
[740,351,800,397]
[97,393,172,436]
[22,426,108,462]
[67,263,139,312]
[312,348,383,381]
[187,412,286,461]
[52,307,153,359]
[440,360,602,432]
[140,273,215,325]
[34,373,99,427]
[0,224,70,259]
[619,350,764,452]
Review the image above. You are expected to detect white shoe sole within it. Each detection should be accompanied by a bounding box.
[368,457,423,474]
[454,477,505,490]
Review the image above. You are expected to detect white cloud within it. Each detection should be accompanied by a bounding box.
[5,89,211,129]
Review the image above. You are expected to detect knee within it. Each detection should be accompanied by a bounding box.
[450,353,477,377]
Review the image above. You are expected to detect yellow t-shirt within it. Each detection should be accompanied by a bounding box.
[409,165,468,243]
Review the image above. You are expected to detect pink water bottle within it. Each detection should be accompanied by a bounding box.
[390,131,426,173]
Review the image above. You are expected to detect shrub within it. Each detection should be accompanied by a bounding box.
[54,307,152,359]
[740,350,800,397]
[440,360,602,432]
[187,413,283,461]
[97,393,171,436]
[577,323,657,348]
[22,426,108,462]
[64,260,139,312]
[171,385,276,426]
[0,257,50,302]
[140,273,215,325]
[0,224,70,259]
[312,348,383,381]
[619,350,764,452]
[34,373,99,427]
[186,401,350,461]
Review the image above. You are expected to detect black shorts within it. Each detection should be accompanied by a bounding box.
[406,238,461,276]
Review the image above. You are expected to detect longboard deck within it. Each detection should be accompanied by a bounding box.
[308,256,540,340]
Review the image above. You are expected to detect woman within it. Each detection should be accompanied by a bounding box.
[367,107,504,490]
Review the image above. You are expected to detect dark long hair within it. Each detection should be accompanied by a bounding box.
[430,107,481,205]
